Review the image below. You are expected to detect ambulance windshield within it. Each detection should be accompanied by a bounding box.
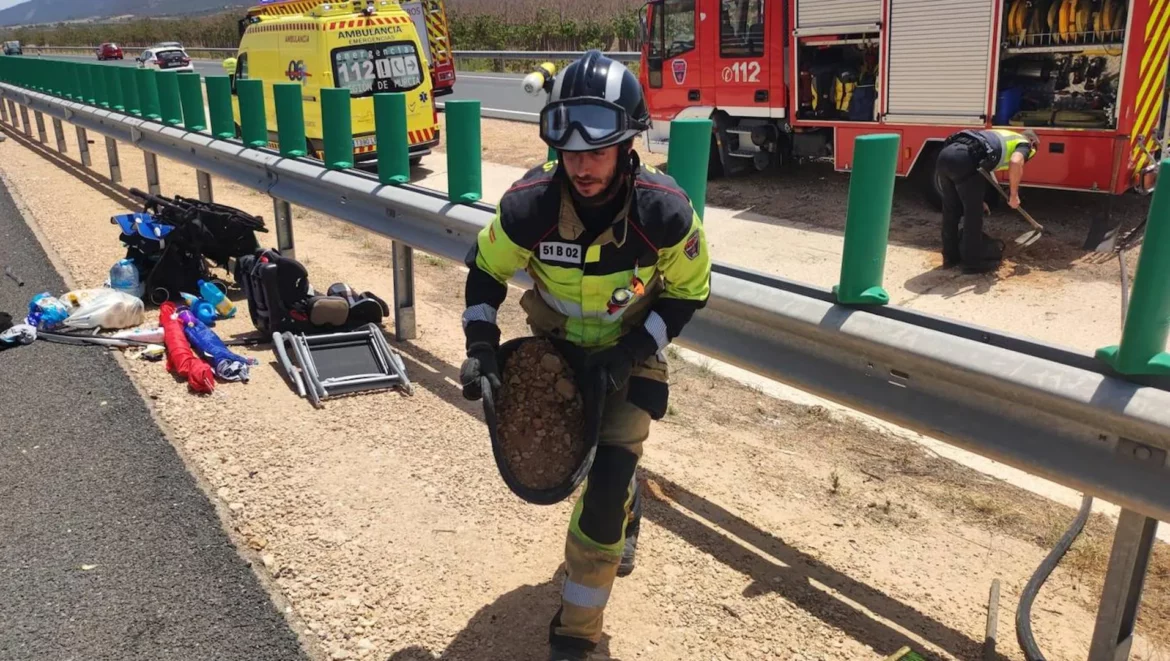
[331,42,424,97]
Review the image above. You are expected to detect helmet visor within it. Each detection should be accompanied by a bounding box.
[540,99,627,149]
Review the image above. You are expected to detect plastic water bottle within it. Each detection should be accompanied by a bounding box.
[109,259,143,298]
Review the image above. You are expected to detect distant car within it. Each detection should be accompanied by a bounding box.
[137,47,194,73]
[3,40,22,56]
[96,43,123,61]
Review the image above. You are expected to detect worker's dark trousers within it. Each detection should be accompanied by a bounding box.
[936,143,989,266]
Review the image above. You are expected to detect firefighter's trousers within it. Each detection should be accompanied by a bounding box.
[548,382,650,652]
[936,143,992,266]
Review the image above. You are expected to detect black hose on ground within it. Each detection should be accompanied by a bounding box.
[1015,494,1094,661]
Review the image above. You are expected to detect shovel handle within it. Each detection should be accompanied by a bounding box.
[978,169,1045,232]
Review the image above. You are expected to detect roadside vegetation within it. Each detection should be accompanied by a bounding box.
[0,0,642,57]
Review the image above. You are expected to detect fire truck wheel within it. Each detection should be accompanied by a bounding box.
[913,144,944,211]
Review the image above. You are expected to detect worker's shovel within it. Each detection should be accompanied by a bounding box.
[979,169,1044,248]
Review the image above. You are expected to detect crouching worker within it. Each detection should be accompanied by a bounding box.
[936,128,1039,273]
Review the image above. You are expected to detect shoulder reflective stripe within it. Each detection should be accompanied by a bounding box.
[644,310,669,351]
[461,303,498,328]
[585,244,601,263]
[562,579,611,609]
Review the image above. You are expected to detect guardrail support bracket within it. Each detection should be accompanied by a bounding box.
[19,105,31,138]
[33,110,47,144]
[1088,507,1160,661]
[0,99,8,124]
[273,198,295,260]
[197,170,214,203]
[143,152,160,195]
[391,240,416,341]
[75,126,91,167]
[51,118,67,154]
[104,136,121,183]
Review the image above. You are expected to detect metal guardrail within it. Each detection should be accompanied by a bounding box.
[0,82,1164,661]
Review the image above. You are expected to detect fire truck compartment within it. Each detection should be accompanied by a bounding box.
[796,39,880,122]
[992,0,1127,130]
[884,0,996,125]
[795,0,881,35]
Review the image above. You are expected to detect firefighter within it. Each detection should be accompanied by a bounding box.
[457,50,712,661]
[936,128,1040,273]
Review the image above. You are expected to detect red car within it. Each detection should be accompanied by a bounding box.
[96,43,123,61]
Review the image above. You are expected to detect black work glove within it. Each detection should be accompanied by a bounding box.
[460,341,501,401]
[586,328,659,395]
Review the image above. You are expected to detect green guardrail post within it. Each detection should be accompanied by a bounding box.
[273,82,306,157]
[120,67,140,117]
[205,75,235,139]
[444,99,481,204]
[136,68,160,120]
[374,92,409,184]
[104,65,124,112]
[91,64,109,108]
[832,133,901,306]
[177,72,206,131]
[1097,158,1170,375]
[320,87,352,169]
[666,118,713,219]
[236,78,268,148]
[156,71,183,127]
[70,62,85,102]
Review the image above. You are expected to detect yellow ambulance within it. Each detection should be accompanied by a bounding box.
[229,0,440,166]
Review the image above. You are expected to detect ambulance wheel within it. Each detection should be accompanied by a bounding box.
[409,155,423,167]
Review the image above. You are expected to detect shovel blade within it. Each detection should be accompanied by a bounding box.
[1014,229,1043,247]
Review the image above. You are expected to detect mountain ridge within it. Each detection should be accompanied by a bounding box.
[0,0,251,27]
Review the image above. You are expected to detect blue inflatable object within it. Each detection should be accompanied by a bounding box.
[177,308,257,382]
[112,212,174,241]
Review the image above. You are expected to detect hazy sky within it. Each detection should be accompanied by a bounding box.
[0,0,28,10]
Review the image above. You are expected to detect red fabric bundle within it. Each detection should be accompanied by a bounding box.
[160,301,215,394]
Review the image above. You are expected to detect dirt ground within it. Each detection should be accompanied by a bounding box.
[0,117,1167,661]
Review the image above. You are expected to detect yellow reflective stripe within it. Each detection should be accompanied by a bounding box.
[585,244,601,263]
[657,211,711,303]
[475,210,530,284]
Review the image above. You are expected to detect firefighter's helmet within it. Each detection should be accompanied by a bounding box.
[540,50,651,152]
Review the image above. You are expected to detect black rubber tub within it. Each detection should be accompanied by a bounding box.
[482,336,606,505]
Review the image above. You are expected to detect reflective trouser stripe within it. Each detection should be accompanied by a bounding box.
[562,579,611,609]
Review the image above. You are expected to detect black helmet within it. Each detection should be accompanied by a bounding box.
[540,50,651,152]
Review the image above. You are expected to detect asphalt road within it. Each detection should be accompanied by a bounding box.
[38,54,539,122]
[0,179,307,659]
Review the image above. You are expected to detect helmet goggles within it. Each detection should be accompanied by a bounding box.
[539,97,646,151]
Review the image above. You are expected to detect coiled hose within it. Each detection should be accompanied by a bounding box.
[1016,494,1095,660]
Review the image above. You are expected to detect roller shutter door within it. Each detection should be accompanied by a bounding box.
[885,0,994,125]
[795,0,882,35]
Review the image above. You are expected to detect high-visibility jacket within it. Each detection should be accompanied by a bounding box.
[462,158,712,417]
[950,129,1036,172]
[982,129,1037,171]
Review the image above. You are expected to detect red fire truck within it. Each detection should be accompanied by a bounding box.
[639,0,1167,210]
[245,0,456,96]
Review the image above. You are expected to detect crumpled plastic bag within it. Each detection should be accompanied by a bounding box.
[60,288,145,330]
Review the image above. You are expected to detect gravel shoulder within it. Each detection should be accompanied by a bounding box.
[0,117,1165,661]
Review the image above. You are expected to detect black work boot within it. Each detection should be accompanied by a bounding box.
[617,483,642,578]
[549,645,591,661]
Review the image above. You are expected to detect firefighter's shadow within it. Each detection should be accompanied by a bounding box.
[639,469,1010,661]
[383,576,619,661]
[902,265,1000,298]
